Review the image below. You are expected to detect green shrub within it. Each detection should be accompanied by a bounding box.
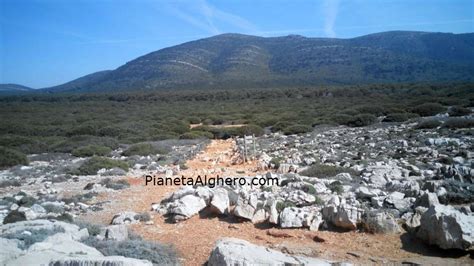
[415,119,442,129]
[72,145,112,157]
[98,126,123,137]
[186,116,201,124]
[330,114,353,125]
[346,114,377,127]
[53,213,74,223]
[235,124,265,136]
[271,121,292,132]
[76,157,128,175]
[134,212,151,222]
[100,178,130,190]
[302,183,316,195]
[82,237,178,265]
[443,118,474,129]
[0,179,21,188]
[438,157,454,165]
[2,227,65,249]
[313,196,324,205]
[276,201,296,212]
[411,103,446,117]
[75,221,102,236]
[122,143,168,156]
[179,131,213,139]
[0,147,28,169]
[61,192,98,204]
[282,124,313,135]
[356,105,386,116]
[383,113,418,122]
[269,157,283,169]
[42,203,65,214]
[328,181,344,195]
[51,136,118,153]
[300,164,358,178]
[448,106,472,117]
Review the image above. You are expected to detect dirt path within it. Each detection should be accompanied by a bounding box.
[79,139,472,265]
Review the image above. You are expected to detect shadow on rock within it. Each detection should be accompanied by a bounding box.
[400,232,473,259]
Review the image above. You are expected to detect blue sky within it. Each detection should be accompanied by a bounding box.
[1,0,473,88]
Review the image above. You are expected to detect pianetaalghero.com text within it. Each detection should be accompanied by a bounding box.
[145,175,279,188]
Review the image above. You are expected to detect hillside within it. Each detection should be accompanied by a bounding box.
[0,83,34,93]
[45,70,112,92]
[44,31,474,92]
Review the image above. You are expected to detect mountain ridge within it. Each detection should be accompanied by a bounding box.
[0,83,35,94]
[43,31,474,92]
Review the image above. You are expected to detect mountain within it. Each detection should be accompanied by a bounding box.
[45,31,474,92]
[0,84,34,94]
[45,70,112,92]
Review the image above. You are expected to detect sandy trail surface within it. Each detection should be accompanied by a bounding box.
[79,139,472,265]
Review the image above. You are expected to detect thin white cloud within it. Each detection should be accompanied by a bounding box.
[322,0,340,38]
[165,0,257,35]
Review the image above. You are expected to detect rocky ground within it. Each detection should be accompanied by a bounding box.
[0,116,473,265]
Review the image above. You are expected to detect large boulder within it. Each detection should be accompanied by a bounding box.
[362,211,401,234]
[414,192,439,208]
[209,188,229,214]
[322,204,363,230]
[208,238,333,266]
[0,238,23,262]
[279,207,321,230]
[102,225,128,241]
[169,194,207,220]
[233,194,257,220]
[417,204,474,250]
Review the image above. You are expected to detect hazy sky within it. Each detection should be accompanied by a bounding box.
[1,0,473,88]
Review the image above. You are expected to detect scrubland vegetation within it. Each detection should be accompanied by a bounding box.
[0,82,472,168]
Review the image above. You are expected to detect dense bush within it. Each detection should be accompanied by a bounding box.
[75,157,129,175]
[235,124,265,136]
[356,105,386,116]
[82,236,178,265]
[411,103,446,117]
[52,136,119,153]
[448,106,472,117]
[282,124,313,135]
[383,112,418,122]
[415,119,442,129]
[179,131,213,139]
[72,145,112,157]
[325,114,352,125]
[122,143,168,156]
[0,82,472,155]
[300,164,358,178]
[443,118,474,129]
[0,146,28,169]
[346,114,377,127]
